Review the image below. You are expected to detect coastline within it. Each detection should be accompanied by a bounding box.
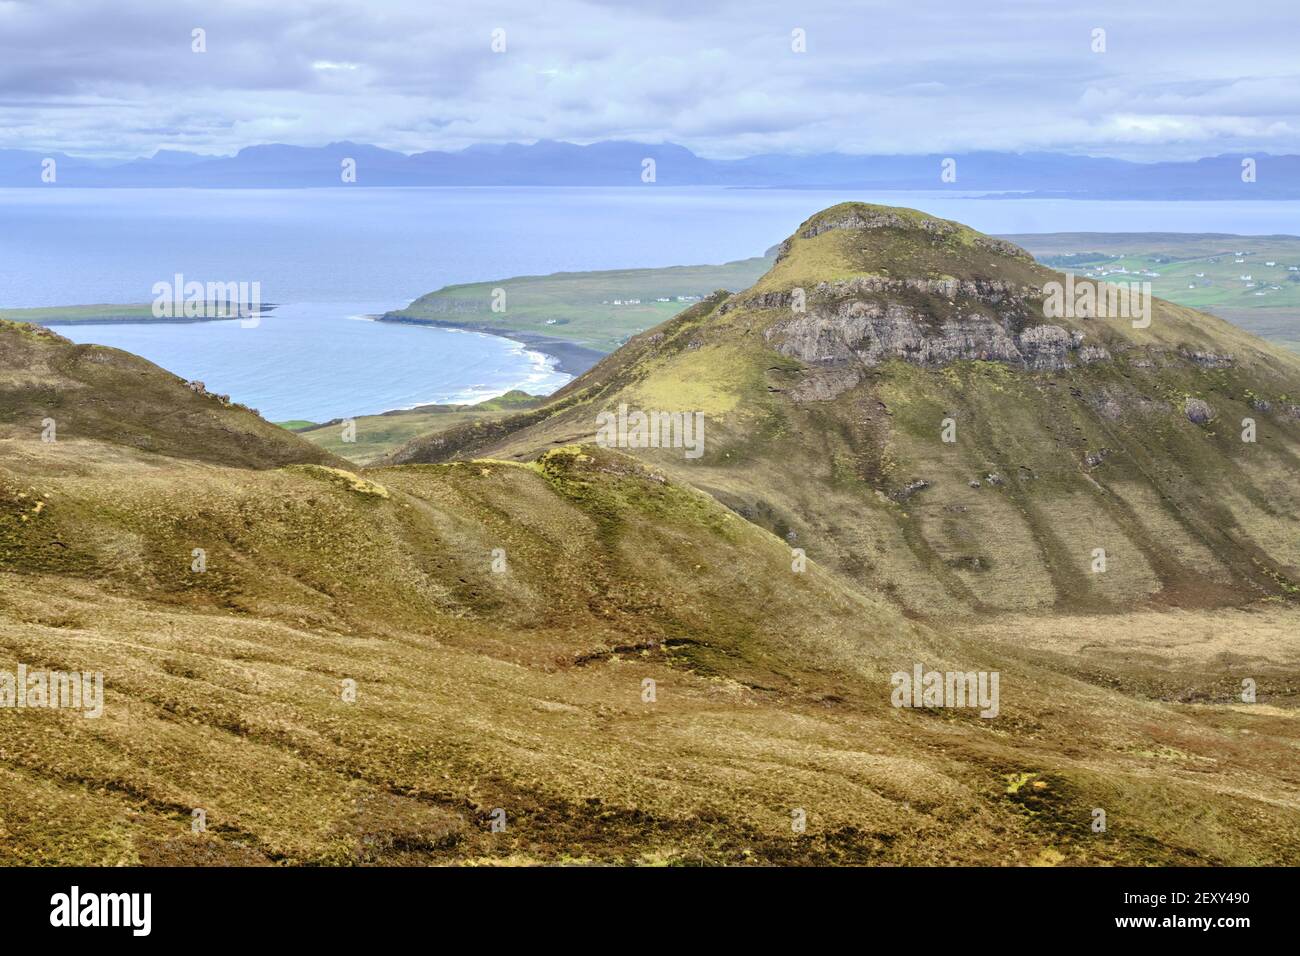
[17,306,601,378]
[22,304,278,328]
[376,314,606,377]
[40,315,251,327]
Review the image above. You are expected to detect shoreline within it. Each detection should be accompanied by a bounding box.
[40,315,250,327]
[25,305,279,328]
[376,314,606,377]
[18,306,602,379]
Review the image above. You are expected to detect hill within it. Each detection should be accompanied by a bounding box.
[383,203,1300,618]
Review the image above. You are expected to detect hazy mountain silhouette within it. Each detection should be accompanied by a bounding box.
[2,141,1295,197]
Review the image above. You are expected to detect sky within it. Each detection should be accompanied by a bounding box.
[1,0,1297,161]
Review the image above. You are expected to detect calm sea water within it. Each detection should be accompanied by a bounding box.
[41,304,569,422]
[3,187,1298,420]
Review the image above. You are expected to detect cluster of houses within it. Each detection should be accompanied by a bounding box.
[1085,249,1298,298]
[1236,255,1295,295]
[1081,265,1161,279]
[601,294,703,307]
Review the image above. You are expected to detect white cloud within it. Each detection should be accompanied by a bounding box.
[0,0,1296,160]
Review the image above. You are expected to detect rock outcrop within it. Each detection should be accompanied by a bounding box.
[1185,397,1216,424]
[763,296,1111,400]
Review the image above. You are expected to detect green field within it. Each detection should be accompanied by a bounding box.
[382,255,775,352]
[0,303,268,325]
[0,303,161,323]
[1009,234,1300,352]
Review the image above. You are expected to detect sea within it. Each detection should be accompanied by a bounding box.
[3,186,1297,421]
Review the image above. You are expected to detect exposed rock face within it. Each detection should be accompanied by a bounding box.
[753,279,1118,389]
[974,235,1037,261]
[800,209,922,239]
[762,289,1111,400]
[784,365,862,402]
[1084,384,1170,422]
[1180,349,1235,369]
[186,379,233,406]
[724,276,1033,314]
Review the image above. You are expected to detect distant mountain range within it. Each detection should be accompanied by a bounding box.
[1,141,1296,197]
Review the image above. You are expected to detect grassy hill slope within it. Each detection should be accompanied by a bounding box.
[5,435,1297,865]
[0,320,339,470]
[292,391,544,466]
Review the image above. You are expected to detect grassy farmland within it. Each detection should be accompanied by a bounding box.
[1010,234,1300,352]
[380,255,775,352]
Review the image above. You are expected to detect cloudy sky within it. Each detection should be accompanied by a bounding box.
[1,0,1296,160]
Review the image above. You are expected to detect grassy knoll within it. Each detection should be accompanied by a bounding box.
[289,391,543,465]
[3,433,1297,865]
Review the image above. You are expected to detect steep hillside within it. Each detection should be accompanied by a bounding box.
[385,203,1300,617]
